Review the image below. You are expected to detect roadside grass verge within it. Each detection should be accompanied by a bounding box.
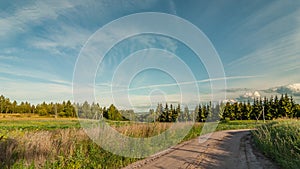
[183,120,263,141]
[252,119,300,169]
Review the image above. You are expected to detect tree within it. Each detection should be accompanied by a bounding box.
[212,102,220,121]
[155,103,163,122]
[263,97,272,120]
[158,103,170,122]
[171,104,179,122]
[107,104,124,121]
[36,103,48,116]
[164,103,170,122]
[183,105,190,121]
[206,101,212,120]
[240,102,249,120]
[223,102,236,120]
[232,102,241,120]
[273,95,280,118]
[283,93,293,118]
[291,96,297,118]
[81,101,92,118]
[251,98,262,120]
[174,104,181,122]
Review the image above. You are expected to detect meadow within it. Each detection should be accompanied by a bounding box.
[0,114,291,168]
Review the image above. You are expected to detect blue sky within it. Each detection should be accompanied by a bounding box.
[0,0,300,111]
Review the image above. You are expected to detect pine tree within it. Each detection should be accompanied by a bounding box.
[284,93,292,118]
[164,103,169,122]
[175,104,181,122]
[183,105,190,122]
[198,104,205,122]
[251,98,260,120]
[263,97,272,120]
[223,102,231,120]
[170,104,179,122]
[156,103,163,122]
[291,96,296,118]
[241,102,248,120]
[212,102,220,121]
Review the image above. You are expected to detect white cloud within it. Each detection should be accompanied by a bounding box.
[223,99,237,103]
[226,3,300,88]
[28,24,92,55]
[0,55,21,61]
[0,1,78,38]
[287,83,300,92]
[93,75,258,110]
[226,83,300,103]
[1,77,72,104]
[266,83,300,97]
[237,91,261,101]
[0,61,71,86]
[96,75,259,94]
[253,91,261,98]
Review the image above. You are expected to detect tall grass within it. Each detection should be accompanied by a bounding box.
[252,119,300,169]
[0,128,139,168]
[115,122,172,137]
[0,129,86,168]
[0,120,264,168]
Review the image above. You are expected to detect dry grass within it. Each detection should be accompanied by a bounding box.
[115,122,172,137]
[0,113,78,120]
[0,120,263,168]
[0,129,88,168]
[0,122,193,168]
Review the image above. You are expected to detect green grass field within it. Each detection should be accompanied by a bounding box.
[0,116,285,169]
[252,119,300,169]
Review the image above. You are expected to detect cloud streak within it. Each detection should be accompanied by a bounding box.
[0,1,78,38]
[226,2,300,88]
[95,75,259,94]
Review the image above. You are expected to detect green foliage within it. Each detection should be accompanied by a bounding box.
[44,141,138,169]
[0,128,139,169]
[0,95,133,121]
[103,104,127,121]
[0,95,76,118]
[0,119,80,131]
[183,120,263,141]
[221,117,231,123]
[157,103,181,122]
[1,94,299,122]
[252,120,300,169]
[0,119,263,169]
[154,94,300,122]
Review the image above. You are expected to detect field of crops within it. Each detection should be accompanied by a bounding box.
[252,119,300,169]
[0,116,266,168]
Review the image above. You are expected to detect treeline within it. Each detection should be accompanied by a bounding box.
[0,95,77,117]
[151,94,300,122]
[0,95,128,120]
[75,101,130,121]
[1,94,300,121]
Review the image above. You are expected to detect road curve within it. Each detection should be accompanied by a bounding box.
[123,129,279,169]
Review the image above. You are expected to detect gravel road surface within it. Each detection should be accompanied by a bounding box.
[123,129,280,169]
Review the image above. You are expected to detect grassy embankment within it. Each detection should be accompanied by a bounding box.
[252,119,300,169]
[0,114,264,168]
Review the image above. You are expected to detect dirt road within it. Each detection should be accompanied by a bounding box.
[124,129,279,169]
